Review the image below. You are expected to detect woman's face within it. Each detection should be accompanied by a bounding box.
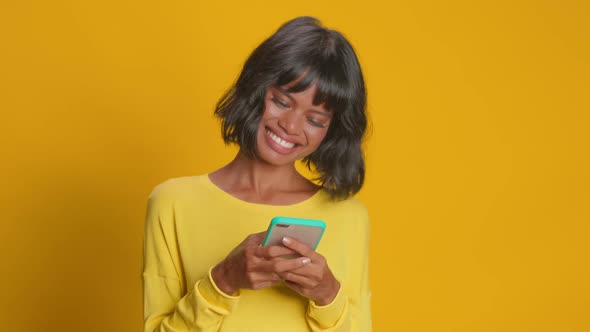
[255,84,332,166]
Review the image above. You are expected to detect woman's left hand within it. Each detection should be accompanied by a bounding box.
[276,237,340,306]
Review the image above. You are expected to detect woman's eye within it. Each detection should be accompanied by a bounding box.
[307,117,326,128]
[271,96,289,108]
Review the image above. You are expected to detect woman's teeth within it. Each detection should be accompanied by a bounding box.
[267,129,295,149]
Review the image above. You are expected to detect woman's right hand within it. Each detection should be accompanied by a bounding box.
[211,232,312,295]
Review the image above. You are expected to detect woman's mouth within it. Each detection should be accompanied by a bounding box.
[266,128,296,149]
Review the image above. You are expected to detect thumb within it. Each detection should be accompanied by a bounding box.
[249,231,267,244]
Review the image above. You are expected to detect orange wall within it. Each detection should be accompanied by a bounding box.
[1,1,588,331]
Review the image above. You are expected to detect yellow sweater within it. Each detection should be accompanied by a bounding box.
[143,175,372,331]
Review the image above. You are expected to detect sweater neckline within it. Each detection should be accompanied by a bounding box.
[201,173,326,209]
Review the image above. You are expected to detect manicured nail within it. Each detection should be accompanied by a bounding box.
[301,257,311,265]
[282,237,291,245]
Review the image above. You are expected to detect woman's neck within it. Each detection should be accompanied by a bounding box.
[209,151,318,204]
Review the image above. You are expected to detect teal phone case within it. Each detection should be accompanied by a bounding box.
[262,216,326,250]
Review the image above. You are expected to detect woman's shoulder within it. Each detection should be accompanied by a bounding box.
[315,191,369,218]
[148,174,208,202]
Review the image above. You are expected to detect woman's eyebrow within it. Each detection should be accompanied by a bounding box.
[274,86,294,100]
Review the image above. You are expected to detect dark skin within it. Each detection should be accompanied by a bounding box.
[208,84,340,305]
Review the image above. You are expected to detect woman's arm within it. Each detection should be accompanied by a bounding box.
[143,189,241,332]
[143,186,312,332]
[279,207,372,331]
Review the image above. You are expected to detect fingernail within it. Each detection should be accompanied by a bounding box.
[302,257,311,265]
[282,237,291,245]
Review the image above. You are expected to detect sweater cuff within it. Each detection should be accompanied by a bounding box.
[195,267,240,315]
[307,284,347,329]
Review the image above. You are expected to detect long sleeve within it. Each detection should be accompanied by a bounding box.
[305,204,373,332]
[306,284,351,331]
[142,186,240,332]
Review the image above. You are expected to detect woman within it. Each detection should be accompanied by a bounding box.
[143,16,371,332]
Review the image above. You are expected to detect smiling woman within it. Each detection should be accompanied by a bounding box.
[214,17,367,200]
[143,16,371,332]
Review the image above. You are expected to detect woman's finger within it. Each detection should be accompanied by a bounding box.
[283,280,304,294]
[258,255,311,273]
[248,231,267,245]
[246,271,282,288]
[254,245,296,259]
[279,271,319,288]
[281,237,317,258]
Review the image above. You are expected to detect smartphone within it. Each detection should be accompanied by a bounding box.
[262,216,326,250]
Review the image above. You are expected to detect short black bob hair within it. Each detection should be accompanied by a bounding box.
[215,16,367,200]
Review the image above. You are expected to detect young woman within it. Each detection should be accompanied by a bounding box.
[143,16,371,332]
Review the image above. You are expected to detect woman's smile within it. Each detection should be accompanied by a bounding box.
[265,128,297,151]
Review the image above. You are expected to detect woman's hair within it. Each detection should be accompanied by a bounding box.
[214,16,367,200]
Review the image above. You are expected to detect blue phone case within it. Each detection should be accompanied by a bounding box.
[262,216,326,250]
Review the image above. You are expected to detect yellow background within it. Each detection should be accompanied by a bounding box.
[1,1,588,331]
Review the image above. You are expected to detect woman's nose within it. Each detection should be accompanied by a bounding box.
[278,110,304,135]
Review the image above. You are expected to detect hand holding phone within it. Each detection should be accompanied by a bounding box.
[263,217,339,305]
